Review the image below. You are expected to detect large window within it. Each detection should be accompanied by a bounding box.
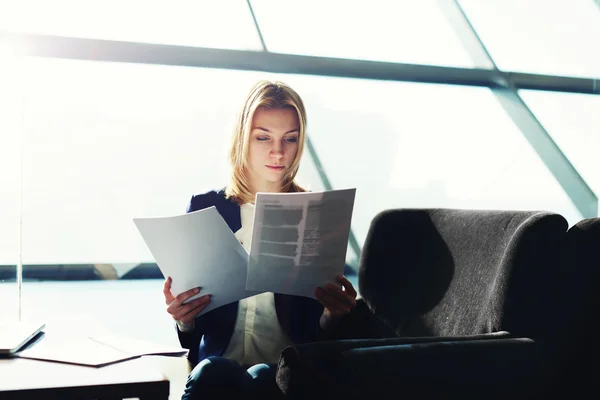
[0,47,22,323]
[459,0,600,77]
[0,0,262,50]
[15,58,323,272]
[520,90,600,199]
[5,57,589,274]
[252,0,478,67]
[285,75,585,245]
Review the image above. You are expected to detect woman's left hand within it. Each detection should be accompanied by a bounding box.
[315,274,357,319]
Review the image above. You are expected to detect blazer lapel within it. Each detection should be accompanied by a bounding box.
[215,189,242,232]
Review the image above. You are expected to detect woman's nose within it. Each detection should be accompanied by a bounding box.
[270,143,283,158]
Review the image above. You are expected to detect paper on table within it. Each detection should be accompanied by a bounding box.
[17,331,188,367]
[89,332,188,358]
[246,188,356,298]
[17,334,136,367]
[133,206,260,316]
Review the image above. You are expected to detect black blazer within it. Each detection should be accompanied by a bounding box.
[176,189,325,366]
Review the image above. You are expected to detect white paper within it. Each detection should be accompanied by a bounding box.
[133,206,260,316]
[88,332,188,358]
[17,334,136,367]
[17,331,188,367]
[246,188,356,298]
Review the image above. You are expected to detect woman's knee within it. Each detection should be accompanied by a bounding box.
[246,363,280,398]
[189,357,243,382]
[247,363,276,380]
[183,357,247,400]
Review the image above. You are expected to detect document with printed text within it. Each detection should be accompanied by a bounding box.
[246,188,356,298]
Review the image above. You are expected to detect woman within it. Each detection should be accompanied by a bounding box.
[162,80,357,399]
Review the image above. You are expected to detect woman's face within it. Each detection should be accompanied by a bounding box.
[247,107,300,193]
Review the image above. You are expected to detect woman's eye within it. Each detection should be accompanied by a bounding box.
[256,136,269,141]
[285,137,298,143]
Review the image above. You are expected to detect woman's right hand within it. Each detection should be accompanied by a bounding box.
[163,277,211,325]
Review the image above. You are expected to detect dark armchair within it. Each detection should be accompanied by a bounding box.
[276,208,572,399]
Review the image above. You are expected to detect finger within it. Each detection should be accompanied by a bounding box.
[320,299,350,316]
[168,293,210,317]
[163,277,175,305]
[325,283,356,307]
[167,292,204,316]
[336,275,358,299]
[178,298,211,324]
[316,287,353,314]
[172,287,202,307]
[170,294,211,320]
[175,295,211,322]
[314,287,327,303]
[315,288,344,313]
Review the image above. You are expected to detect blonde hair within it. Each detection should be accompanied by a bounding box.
[225,80,307,204]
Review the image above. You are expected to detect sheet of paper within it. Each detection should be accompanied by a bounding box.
[246,188,356,298]
[88,332,188,358]
[16,330,188,368]
[133,206,260,316]
[17,333,136,367]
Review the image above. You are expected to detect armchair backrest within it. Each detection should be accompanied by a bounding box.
[358,208,568,340]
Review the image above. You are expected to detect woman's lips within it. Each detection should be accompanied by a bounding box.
[266,165,284,171]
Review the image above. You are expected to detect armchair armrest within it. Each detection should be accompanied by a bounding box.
[277,335,545,400]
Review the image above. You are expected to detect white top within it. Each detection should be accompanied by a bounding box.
[221,203,294,365]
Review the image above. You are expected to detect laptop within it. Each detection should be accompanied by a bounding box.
[0,320,46,355]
